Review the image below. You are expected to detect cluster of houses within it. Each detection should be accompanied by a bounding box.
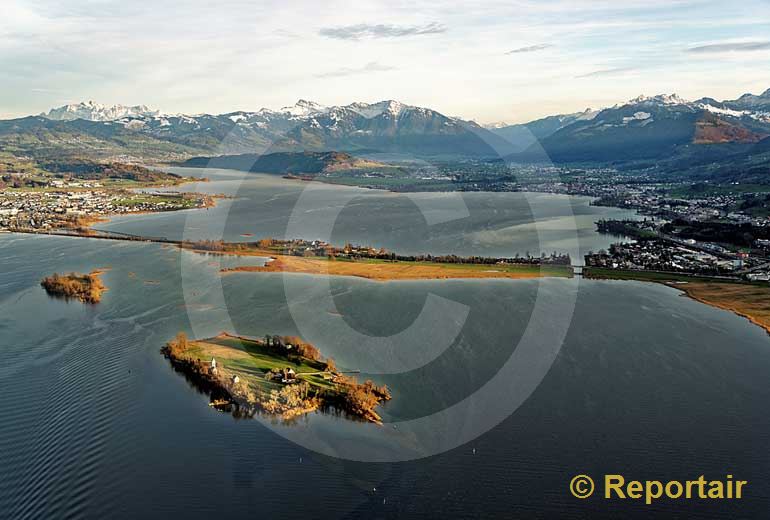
[0,188,199,231]
[272,238,383,259]
[591,184,770,229]
[208,357,297,386]
[586,240,755,276]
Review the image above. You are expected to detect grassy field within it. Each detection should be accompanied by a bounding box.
[223,254,574,281]
[182,334,332,395]
[584,267,770,335]
[113,194,201,208]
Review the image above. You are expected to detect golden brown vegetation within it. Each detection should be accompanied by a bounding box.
[331,374,392,423]
[667,282,770,335]
[40,270,107,303]
[585,268,770,336]
[223,255,569,281]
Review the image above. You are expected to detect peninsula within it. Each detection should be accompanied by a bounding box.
[12,230,575,281]
[162,332,391,423]
[185,238,574,281]
[41,270,107,304]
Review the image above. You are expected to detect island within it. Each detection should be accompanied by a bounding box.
[162,332,391,423]
[41,270,107,303]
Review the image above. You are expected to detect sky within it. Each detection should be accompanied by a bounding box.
[2,0,770,124]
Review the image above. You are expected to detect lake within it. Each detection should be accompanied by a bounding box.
[1,171,768,518]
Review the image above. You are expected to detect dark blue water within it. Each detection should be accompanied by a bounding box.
[1,174,769,518]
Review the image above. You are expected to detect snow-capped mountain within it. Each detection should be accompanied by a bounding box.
[222,100,433,128]
[271,99,503,156]
[345,100,412,119]
[42,101,159,122]
[29,99,508,157]
[279,99,327,117]
[725,88,770,110]
[619,93,690,107]
[694,90,770,125]
[22,90,770,163]
[511,90,770,163]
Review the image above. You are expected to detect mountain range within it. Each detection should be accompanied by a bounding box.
[3,90,770,182]
[41,101,160,122]
[495,92,770,163]
[32,99,507,158]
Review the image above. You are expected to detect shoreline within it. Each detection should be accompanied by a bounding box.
[667,283,770,337]
[584,267,770,336]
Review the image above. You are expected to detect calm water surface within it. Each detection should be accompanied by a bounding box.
[1,172,769,518]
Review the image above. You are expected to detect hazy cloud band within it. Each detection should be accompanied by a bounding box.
[688,41,770,53]
[576,67,635,78]
[506,44,552,54]
[319,22,446,40]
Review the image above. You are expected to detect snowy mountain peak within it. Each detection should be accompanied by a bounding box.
[381,100,406,116]
[345,100,414,119]
[279,99,327,117]
[626,93,690,107]
[296,99,324,109]
[484,121,514,129]
[573,108,600,121]
[42,101,159,121]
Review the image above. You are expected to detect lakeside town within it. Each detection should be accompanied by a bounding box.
[559,173,770,282]
[0,168,213,231]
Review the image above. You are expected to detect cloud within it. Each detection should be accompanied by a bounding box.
[319,22,446,41]
[315,61,395,78]
[687,41,770,53]
[505,44,552,54]
[575,67,635,78]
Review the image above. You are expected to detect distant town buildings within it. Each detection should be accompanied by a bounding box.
[0,182,208,231]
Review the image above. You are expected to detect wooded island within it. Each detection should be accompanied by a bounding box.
[162,332,391,423]
[40,270,107,303]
